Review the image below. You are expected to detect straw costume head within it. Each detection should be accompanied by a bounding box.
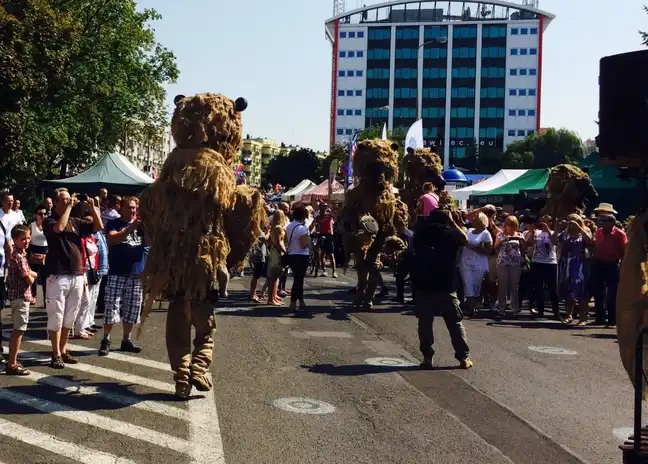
[399,147,445,218]
[543,164,598,219]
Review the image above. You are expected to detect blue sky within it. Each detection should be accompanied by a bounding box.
[139,0,647,151]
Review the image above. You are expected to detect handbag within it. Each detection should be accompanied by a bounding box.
[86,253,100,286]
[29,253,46,266]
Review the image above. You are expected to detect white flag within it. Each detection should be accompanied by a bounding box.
[405,119,424,150]
[381,123,387,140]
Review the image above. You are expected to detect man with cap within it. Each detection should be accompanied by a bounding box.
[592,203,626,328]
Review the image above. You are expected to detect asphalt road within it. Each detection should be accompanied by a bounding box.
[0,270,638,464]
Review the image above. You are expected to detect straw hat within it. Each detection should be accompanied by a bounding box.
[593,203,617,215]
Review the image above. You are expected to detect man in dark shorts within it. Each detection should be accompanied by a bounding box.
[316,205,337,278]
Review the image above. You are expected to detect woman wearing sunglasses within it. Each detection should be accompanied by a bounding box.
[28,204,49,304]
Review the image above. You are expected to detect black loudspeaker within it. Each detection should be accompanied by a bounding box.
[598,50,648,167]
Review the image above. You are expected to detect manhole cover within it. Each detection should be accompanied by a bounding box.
[364,357,416,367]
[528,346,577,355]
[613,427,634,442]
[272,397,336,415]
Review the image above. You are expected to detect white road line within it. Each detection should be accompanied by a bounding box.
[17,363,189,421]
[23,353,175,393]
[24,338,171,372]
[0,417,137,464]
[188,375,226,464]
[0,389,190,454]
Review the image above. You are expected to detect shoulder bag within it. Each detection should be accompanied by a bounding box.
[86,252,101,286]
[281,224,300,268]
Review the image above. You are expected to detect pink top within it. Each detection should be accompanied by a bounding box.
[418,193,439,217]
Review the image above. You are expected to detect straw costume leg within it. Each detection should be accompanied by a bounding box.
[166,298,193,398]
[189,301,216,391]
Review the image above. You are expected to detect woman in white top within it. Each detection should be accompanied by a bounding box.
[285,203,311,314]
[524,214,560,318]
[459,212,493,316]
[28,204,49,302]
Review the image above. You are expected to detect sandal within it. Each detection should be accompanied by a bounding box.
[61,352,79,364]
[73,332,93,340]
[563,316,573,324]
[6,363,31,376]
[50,355,65,369]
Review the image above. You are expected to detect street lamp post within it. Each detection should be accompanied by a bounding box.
[417,36,448,120]
[368,105,390,132]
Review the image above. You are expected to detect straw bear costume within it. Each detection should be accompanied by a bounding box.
[138,93,265,399]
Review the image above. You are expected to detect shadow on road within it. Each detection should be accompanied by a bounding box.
[486,320,572,330]
[302,363,460,376]
[572,332,618,340]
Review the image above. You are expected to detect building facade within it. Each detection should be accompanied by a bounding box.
[123,127,174,179]
[325,0,554,168]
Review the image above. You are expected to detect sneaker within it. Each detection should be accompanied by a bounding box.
[121,339,142,353]
[459,358,474,369]
[332,272,338,278]
[98,338,111,356]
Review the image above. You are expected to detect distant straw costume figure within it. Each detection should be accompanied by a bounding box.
[399,147,445,219]
[339,139,406,308]
[138,93,263,399]
[543,164,598,219]
[617,212,648,400]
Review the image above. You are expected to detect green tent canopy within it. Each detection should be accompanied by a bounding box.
[579,152,634,190]
[43,152,154,195]
[470,169,550,206]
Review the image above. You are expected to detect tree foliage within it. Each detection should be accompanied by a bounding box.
[0,0,179,185]
[503,128,584,169]
[263,148,323,189]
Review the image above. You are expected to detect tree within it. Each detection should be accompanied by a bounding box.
[503,128,584,169]
[639,5,648,45]
[263,148,322,188]
[0,0,179,185]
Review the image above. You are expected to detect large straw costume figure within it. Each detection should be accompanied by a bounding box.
[339,139,406,308]
[543,164,598,219]
[399,147,446,220]
[617,212,648,400]
[138,93,264,399]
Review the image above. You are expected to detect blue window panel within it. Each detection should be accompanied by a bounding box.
[529,69,537,76]
[338,90,344,97]
[479,128,486,138]
[450,128,457,137]
[520,48,528,56]
[527,130,535,136]
[487,127,497,138]
[530,28,538,35]
[347,70,355,77]
[509,89,517,96]
[529,89,537,96]
[349,31,356,38]
[357,50,364,58]
[356,70,363,77]
[424,25,446,39]
[521,28,529,35]
[340,32,347,38]
[346,129,353,135]
[423,68,447,78]
[345,90,352,96]
[530,48,537,55]
[508,130,516,136]
[424,48,447,59]
[454,147,467,158]
[519,89,527,96]
[345,109,353,116]
[340,51,346,58]
[337,129,344,135]
[519,69,528,76]
[508,109,516,116]
[355,90,362,97]
[511,48,518,56]
[510,69,517,76]
[511,28,519,35]
[348,51,355,58]
[518,110,526,116]
[339,71,345,77]
[354,109,362,116]
[528,109,536,116]
[517,130,525,136]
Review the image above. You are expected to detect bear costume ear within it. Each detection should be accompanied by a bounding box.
[235,98,248,112]
[390,142,399,151]
[173,95,186,106]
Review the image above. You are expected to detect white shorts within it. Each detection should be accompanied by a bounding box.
[45,275,85,331]
[460,267,487,298]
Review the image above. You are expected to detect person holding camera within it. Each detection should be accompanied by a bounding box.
[43,189,103,369]
[412,206,473,370]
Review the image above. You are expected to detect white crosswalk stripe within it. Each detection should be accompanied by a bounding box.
[0,339,226,463]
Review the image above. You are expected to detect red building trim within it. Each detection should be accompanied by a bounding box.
[330,19,340,149]
[536,16,544,131]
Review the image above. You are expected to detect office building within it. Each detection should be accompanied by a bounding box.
[325,0,555,167]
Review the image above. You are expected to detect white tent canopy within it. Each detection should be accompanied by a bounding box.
[451,170,528,203]
[282,179,317,201]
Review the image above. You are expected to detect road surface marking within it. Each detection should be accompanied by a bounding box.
[0,389,190,454]
[364,357,417,367]
[290,331,354,339]
[188,375,226,463]
[613,427,634,441]
[0,417,137,464]
[21,352,176,393]
[24,338,171,372]
[15,361,189,421]
[527,346,577,355]
[273,397,336,415]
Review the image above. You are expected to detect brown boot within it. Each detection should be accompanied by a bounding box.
[175,381,192,399]
[190,373,213,392]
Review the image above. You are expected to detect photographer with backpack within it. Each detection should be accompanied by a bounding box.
[413,206,473,370]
